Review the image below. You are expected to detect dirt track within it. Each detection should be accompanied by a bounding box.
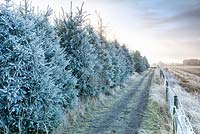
[87,70,155,134]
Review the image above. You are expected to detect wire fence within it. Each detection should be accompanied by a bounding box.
[159,66,195,134]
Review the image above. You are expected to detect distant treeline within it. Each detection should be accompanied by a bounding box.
[0,1,149,133]
[183,59,200,66]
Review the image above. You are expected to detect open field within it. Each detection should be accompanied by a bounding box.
[168,65,200,76]
[166,65,200,94]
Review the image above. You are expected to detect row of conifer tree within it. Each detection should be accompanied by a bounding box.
[0,1,149,133]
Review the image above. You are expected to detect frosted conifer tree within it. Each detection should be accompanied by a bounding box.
[133,50,149,73]
[55,3,98,97]
[95,13,114,91]
[0,2,63,133]
[18,2,78,109]
[106,41,122,87]
[121,45,135,76]
[133,50,144,73]
[143,56,150,69]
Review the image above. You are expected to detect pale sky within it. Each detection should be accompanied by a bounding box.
[1,0,200,64]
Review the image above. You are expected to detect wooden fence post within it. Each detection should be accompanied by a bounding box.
[166,80,168,87]
[166,86,168,102]
[160,69,161,78]
[173,96,178,134]
[165,81,168,100]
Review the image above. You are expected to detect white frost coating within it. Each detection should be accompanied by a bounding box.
[174,85,200,133]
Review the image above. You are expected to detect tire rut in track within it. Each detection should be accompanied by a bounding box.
[124,70,154,134]
[87,70,154,134]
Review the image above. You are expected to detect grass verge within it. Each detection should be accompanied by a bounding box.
[139,69,170,134]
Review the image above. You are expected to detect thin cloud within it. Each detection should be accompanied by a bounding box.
[136,0,200,39]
